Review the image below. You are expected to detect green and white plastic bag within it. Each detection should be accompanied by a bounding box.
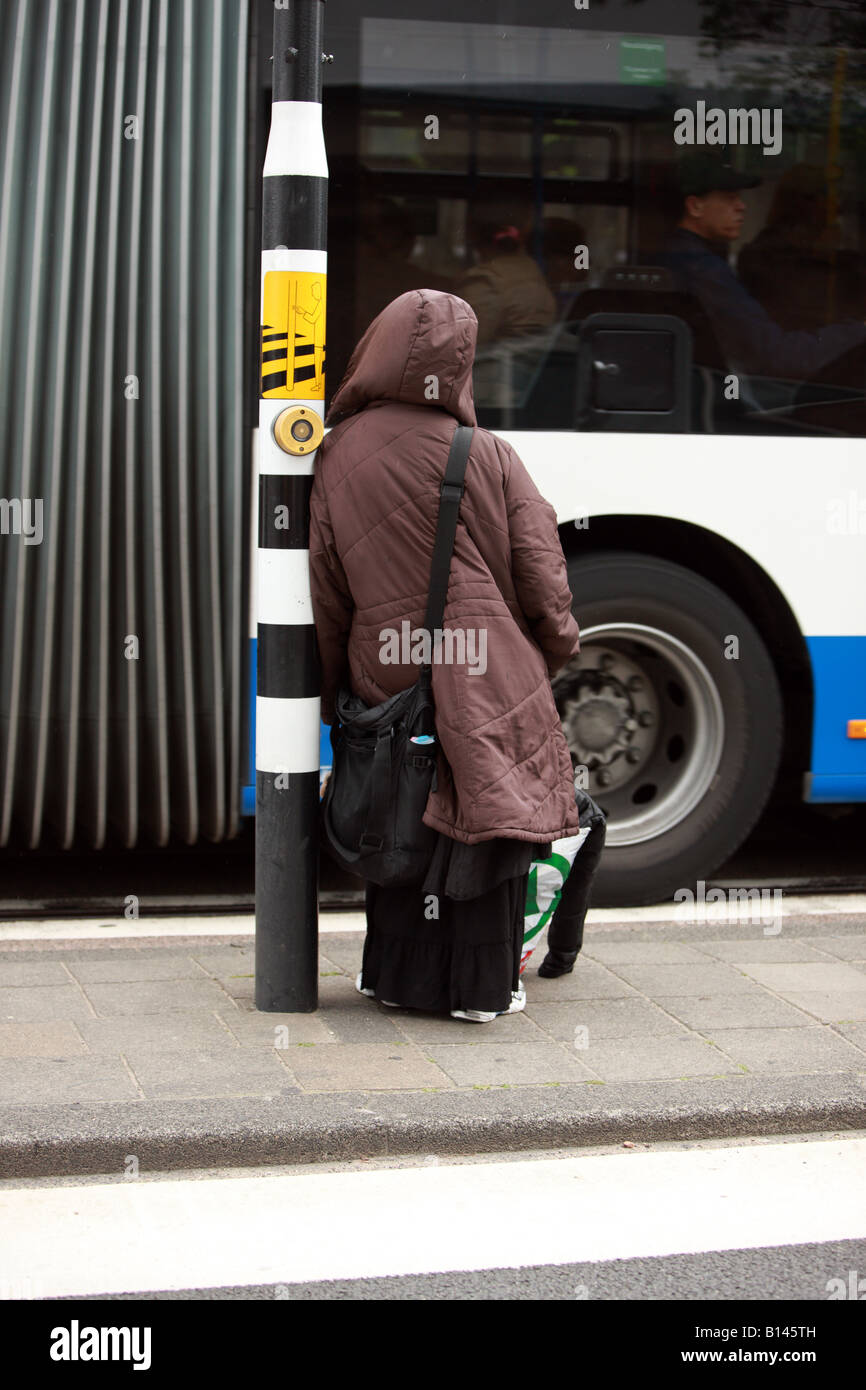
[520,826,592,974]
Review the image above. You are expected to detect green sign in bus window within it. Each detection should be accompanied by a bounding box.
[619,36,666,85]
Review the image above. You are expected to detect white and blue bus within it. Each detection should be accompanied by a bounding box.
[1,0,864,905]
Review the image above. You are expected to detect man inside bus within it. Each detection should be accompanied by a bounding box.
[658,151,866,385]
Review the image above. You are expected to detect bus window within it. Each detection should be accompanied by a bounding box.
[326,1,866,437]
[360,104,469,175]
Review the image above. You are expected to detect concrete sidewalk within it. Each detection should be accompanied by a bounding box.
[2,910,866,1177]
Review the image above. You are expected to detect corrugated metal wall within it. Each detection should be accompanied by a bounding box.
[0,0,249,849]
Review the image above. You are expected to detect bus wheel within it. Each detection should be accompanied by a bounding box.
[556,551,783,907]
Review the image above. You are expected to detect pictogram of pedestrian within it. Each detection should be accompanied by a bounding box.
[261,270,327,398]
[294,280,325,389]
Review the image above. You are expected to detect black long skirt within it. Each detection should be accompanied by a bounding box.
[360,833,536,1016]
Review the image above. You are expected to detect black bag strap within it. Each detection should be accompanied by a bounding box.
[359,727,393,853]
[422,424,473,657]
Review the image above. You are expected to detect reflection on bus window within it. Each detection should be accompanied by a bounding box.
[340,5,866,436]
[651,150,866,383]
[354,196,453,341]
[738,165,866,333]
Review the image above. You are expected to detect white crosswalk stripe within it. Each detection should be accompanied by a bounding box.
[3,1136,866,1299]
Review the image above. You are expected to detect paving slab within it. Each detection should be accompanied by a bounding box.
[321,1007,413,1044]
[303,975,414,1044]
[313,936,367,976]
[694,939,832,964]
[75,1012,240,1053]
[571,1035,743,1083]
[192,951,340,977]
[0,1056,140,1105]
[314,1004,410,1045]
[217,1010,335,1047]
[836,1023,866,1051]
[0,984,94,1024]
[0,1021,87,1058]
[64,956,207,983]
[602,962,762,996]
[655,993,815,1031]
[289,1042,452,1093]
[803,937,866,962]
[526,997,691,1042]
[774,991,866,1024]
[393,1010,548,1046]
[189,949,255,973]
[425,1039,593,1087]
[78,980,232,1017]
[517,961,639,1000]
[0,961,73,986]
[584,942,708,964]
[737,962,866,993]
[122,1049,296,1100]
[211,977,255,1001]
[191,949,338,987]
[703,1027,866,1075]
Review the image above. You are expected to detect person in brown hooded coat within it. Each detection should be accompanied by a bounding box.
[309,288,581,1020]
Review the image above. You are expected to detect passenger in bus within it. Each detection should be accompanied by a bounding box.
[657,151,866,381]
[457,217,559,412]
[458,217,556,345]
[310,289,583,1022]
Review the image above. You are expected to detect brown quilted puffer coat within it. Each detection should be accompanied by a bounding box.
[309,288,581,846]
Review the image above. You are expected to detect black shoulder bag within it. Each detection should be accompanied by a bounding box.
[320,423,473,887]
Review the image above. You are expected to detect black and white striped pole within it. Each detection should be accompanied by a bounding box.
[256,0,329,1012]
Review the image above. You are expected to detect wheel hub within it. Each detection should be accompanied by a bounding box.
[553,624,725,845]
[556,648,659,787]
[569,693,624,754]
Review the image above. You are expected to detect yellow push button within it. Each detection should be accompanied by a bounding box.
[847,720,866,739]
[273,405,324,455]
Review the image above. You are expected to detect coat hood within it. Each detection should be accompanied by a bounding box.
[325,288,478,427]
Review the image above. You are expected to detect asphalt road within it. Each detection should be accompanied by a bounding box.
[68,1240,866,1301]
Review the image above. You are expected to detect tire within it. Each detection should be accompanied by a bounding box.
[556,552,783,906]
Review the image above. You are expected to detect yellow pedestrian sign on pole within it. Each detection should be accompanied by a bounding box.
[261,270,326,398]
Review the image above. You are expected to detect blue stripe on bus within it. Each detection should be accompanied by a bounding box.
[241,636,866,814]
[804,635,866,802]
[242,637,257,816]
[241,636,331,816]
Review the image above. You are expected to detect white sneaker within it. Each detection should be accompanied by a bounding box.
[451,987,526,1024]
[508,986,527,1014]
[355,972,401,1008]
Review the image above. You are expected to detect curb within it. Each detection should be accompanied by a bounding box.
[2,1075,865,1178]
